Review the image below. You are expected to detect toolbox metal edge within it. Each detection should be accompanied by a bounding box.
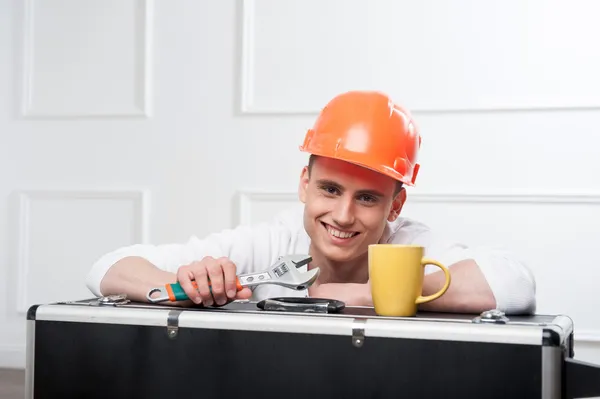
[31,302,173,326]
[25,317,35,399]
[27,302,549,346]
[174,309,545,345]
[176,309,357,336]
[542,314,574,347]
[361,317,544,345]
[542,346,561,399]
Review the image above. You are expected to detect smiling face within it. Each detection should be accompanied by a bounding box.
[298,155,406,264]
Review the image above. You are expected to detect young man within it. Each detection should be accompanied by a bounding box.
[86,91,536,315]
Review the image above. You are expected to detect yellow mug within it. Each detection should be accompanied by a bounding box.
[368,244,451,317]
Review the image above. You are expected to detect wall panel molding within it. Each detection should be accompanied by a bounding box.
[239,0,600,115]
[21,0,154,118]
[14,189,150,314]
[577,331,600,344]
[239,0,256,115]
[236,190,298,225]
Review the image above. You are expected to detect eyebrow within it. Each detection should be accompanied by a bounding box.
[315,179,386,198]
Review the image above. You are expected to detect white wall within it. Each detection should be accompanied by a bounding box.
[1,0,600,369]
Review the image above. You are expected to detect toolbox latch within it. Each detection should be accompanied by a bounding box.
[167,310,183,339]
[352,318,367,348]
[92,294,131,307]
[472,309,509,324]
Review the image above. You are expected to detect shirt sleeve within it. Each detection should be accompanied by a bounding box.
[407,230,537,315]
[85,220,294,297]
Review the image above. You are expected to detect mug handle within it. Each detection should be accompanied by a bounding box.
[415,258,451,305]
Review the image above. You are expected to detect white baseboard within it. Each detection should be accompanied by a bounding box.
[0,345,25,369]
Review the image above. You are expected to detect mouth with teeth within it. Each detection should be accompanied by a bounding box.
[321,222,360,241]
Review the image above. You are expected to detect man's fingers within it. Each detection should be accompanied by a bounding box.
[206,259,227,305]
[176,256,244,307]
[220,258,238,300]
[177,268,201,304]
[192,261,213,307]
[235,288,253,300]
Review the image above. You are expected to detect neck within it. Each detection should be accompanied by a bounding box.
[308,245,369,284]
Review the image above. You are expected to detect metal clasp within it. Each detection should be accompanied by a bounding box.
[472,309,510,324]
[167,310,183,339]
[352,319,367,348]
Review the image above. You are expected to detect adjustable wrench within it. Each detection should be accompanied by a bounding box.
[146,254,318,303]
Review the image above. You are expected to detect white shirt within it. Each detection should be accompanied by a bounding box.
[86,207,536,315]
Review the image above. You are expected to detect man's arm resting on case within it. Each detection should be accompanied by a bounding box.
[308,260,497,311]
[419,259,497,314]
[420,257,537,315]
[97,255,254,306]
[99,256,179,304]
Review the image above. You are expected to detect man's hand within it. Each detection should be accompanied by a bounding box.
[308,282,371,306]
[419,259,496,313]
[177,256,253,307]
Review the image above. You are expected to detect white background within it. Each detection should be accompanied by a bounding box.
[1,0,600,369]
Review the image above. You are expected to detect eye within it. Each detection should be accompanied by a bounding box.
[358,194,377,203]
[319,184,340,195]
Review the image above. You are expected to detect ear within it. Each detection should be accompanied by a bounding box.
[298,166,310,203]
[387,187,407,222]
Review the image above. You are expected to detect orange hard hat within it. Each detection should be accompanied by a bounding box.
[299,91,421,186]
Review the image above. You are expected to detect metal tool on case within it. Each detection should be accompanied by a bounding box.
[146,254,318,303]
[257,297,345,314]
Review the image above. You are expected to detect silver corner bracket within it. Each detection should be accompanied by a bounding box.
[167,310,183,339]
[472,309,509,324]
[352,318,367,348]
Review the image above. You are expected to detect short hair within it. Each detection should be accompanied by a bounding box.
[306,155,403,196]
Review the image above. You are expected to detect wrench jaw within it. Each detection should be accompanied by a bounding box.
[293,267,320,290]
[266,254,318,291]
[278,254,312,269]
[272,267,320,291]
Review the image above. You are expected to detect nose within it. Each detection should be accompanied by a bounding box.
[331,195,355,227]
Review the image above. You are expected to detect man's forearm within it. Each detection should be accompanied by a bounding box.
[99,256,178,303]
[418,259,497,314]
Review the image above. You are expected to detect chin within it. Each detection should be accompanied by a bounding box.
[319,243,363,263]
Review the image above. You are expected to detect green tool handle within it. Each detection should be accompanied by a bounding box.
[165,279,243,301]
